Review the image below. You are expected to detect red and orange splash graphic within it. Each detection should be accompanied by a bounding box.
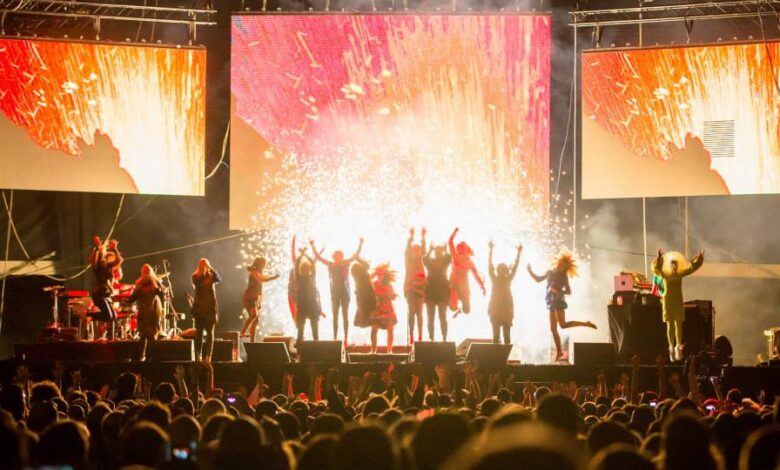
[582,43,780,198]
[232,15,557,357]
[0,39,206,195]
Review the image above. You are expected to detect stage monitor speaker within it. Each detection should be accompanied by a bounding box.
[212,340,233,362]
[412,342,456,365]
[456,338,493,356]
[465,343,512,367]
[297,340,345,363]
[152,340,194,362]
[244,342,292,364]
[573,342,615,367]
[218,331,240,361]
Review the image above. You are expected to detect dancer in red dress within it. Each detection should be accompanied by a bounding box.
[448,228,485,316]
[371,263,398,354]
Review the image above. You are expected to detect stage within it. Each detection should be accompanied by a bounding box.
[5,339,780,399]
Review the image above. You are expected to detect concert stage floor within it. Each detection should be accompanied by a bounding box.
[4,341,780,399]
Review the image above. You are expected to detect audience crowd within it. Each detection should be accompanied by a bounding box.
[1,355,779,470]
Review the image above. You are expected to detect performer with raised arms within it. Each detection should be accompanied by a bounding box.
[528,251,596,362]
[404,227,427,343]
[448,228,485,316]
[487,241,523,345]
[653,248,704,362]
[292,237,323,342]
[310,237,363,343]
[424,242,452,341]
[88,236,123,340]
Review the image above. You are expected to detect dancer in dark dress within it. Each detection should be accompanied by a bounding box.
[310,238,363,342]
[129,264,164,361]
[528,251,596,362]
[404,227,427,343]
[351,258,376,330]
[191,258,221,363]
[88,236,123,340]
[240,257,280,342]
[293,246,322,342]
[487,242,523,345]
[423,244,451,341]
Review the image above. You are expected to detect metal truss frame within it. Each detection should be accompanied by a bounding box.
[570,1,780,28]
[0,0,216,40]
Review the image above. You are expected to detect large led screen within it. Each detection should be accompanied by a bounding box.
[582,42,780,199]
[230,14,551,351]
[0,39,206,195]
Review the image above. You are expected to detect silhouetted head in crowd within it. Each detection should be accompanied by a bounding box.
[363,395,391,417]
[255,399,280,420]
[114,372,138,402]
[27,400,58,434]
[202,413,234,444]
[480,398,501,417]
[537,394,582,436]
[663,412,720,470]
[275,410,301,441]
[121,422,168,468]
[37,421,89,469]
[445,421,584,470]
[154,382,176,404]
[168,414,202,447]
[589,444,654,470]
[173,397,195,416]
[30,380,61,405]
[412,413,471,470]
[199,398,227,425]
[0,384,26,421]
[310,412,345,437]
[641,432,663,457]
[333,424,397,470]
[137,401,172,429]
[216,417,266,469]
[739,424,780,470]
[299,434,338,470]
[0,419,27,467]
[587,420,639,455]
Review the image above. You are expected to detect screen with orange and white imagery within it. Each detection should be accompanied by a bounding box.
[582,42,780,199]
[0,38,206,195]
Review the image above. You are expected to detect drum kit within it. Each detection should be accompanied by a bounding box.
[52,259,186,341]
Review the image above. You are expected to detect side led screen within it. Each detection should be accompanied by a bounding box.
[582,42,780,199]
[0,38,206,195]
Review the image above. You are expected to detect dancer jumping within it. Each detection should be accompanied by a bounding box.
[653,248,704,362]
[448,228,485,316]
[404,227,427,343]
[371,263,398,354]
[240,257,280,342]
[487,242,523,345]
[528,251,596,362]
[310,238,363,343]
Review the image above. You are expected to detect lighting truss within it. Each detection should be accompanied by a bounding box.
[570,1,780,28]
[0,0,216,37]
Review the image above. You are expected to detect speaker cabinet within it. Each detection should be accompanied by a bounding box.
[244,342,292,364]
[573,342,616,367]
[465,343,512,368]
[152,340,194,362]
[296,340,345,363]
[683,300,714,355]
[212,340,234,362]
[412,341,456,365]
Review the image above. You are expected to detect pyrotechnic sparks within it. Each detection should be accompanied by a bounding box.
[582,43,780,196]
[230,15,592,363]
[0,39,206,195]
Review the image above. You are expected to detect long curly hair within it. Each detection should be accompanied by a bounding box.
[372,263,397,284]
[553,251,578,278]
